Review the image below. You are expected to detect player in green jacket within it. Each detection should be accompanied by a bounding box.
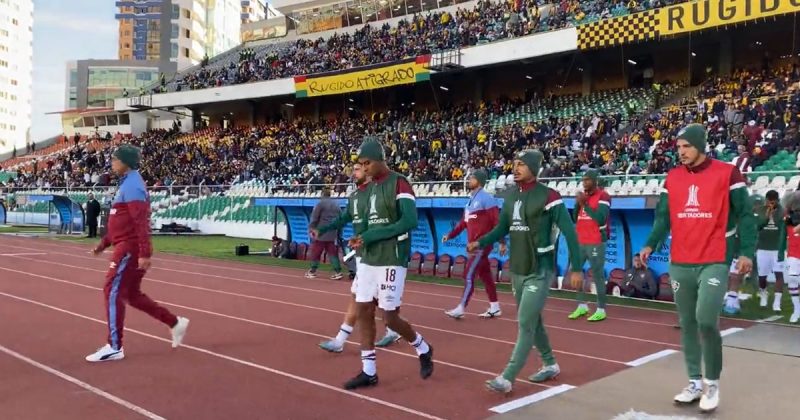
[470,149,583,394]
[641,124,755,413]
[755,189,787,311]
[344,139,433,390]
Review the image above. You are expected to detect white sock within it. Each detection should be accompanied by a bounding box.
[361,350,376,376]
[578,303,588,311]
[792,295,800,312]
[595,308,606,315]
[490,301,500,312]
[774,292,783,303]
[703,378,718,387]
[452,304,464,313]
[690,379,702,388]
[334,323,353,346]
[410,333,430,355]
[385,327,397,337]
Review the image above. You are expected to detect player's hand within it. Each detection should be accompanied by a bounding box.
[139,258,151,271]
[467,242,479,252]
[90,246,102,256]
[441,235,449,244]
[736,256,753,275]
[640,246,653,267]
[569,271,583,290]
[499,243,507,256]
[794,225,800,234]
[576,192,587,206]
[309,229,319,240]
[349,237,363,250]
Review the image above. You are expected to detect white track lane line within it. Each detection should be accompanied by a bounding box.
[0,290,444,420]
[488,384,576,414]
[0,265,548,387]
[0,344,166,420]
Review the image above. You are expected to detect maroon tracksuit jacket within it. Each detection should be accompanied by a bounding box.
[95,170,177,350]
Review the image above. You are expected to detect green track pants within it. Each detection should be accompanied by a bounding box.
[576,244,607,308]
[670,263,728,381]
[501,268,556,381]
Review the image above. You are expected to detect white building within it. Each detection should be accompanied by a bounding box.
[171,0,243,71]
[0,0,33,154]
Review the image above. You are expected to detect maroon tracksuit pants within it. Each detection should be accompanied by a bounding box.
[104,247,178,350]
[458,246,498,307]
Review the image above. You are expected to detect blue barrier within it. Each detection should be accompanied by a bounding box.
[0,199,6,224]
[20,195,85,232]
[253,195,670,276]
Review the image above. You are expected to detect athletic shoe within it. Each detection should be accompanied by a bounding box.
[673,381,703,404]
[587,311,606,322]
[528,363,560,383]
[304,270,317,279]
[772,298,782,313]
[478,309,502,318]
[759,289,769,307]
[318,340,344,353]
[343,371,378,390]
[699,381,719,412]
[375,332,401,347]
[568,306,588,320]
[330,272,344,280]
[444,308,465,319]
[790,311,800,323]
[722,304,740,315]
[171,317,189,348]
[485,376,512,394]
[419,345,434,379]
[85,344,124,363]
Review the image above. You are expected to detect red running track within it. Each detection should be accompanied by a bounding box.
[0,235,752,419]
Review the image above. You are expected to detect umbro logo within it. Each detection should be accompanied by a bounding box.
[526,284,538,293]
[707,278,721,287]
[110,262,117,269]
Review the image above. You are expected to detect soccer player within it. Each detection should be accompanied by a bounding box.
[314,163,400,352]
[569,169,611,322]
[641,124,755,412]
[783,192,800,323]
[343,139,434,390]
[86,145,189,362]
[723,195,763,315]
[472,150,583,394]
[306,188,344,280]
[755,190,786,311]
[442,169,503,319]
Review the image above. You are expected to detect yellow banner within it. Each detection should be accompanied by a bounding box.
[578,0,800,50]
[295,56,431,98]
[658,0,800,35]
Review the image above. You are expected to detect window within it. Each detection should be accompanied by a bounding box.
[171,23,179,38]
[172,4,180,18]
[183,47,189,58]
[0,60,7,67]
[171,42,178,58]
[184,29,190,38]
[11,18,17,25]
[10,79,16,86]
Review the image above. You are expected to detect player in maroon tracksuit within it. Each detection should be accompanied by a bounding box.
[442,170,504,319]
[85,145,189,363]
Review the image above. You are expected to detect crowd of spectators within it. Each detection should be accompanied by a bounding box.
[163,0,690,93]
[3,63,799,193]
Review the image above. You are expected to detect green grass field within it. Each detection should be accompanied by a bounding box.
[45,233,796,324]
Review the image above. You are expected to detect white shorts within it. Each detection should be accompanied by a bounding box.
[350,257,362,295]
[757,250,784,277]
[355,264,407,311]
[786,257,800,277]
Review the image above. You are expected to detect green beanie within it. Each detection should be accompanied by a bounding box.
[514,150,544,177]
[471,169,488,186]
[357,139,385,161]
[677,123,707,153]
[583,169,600,182]
[113,144,141,170]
